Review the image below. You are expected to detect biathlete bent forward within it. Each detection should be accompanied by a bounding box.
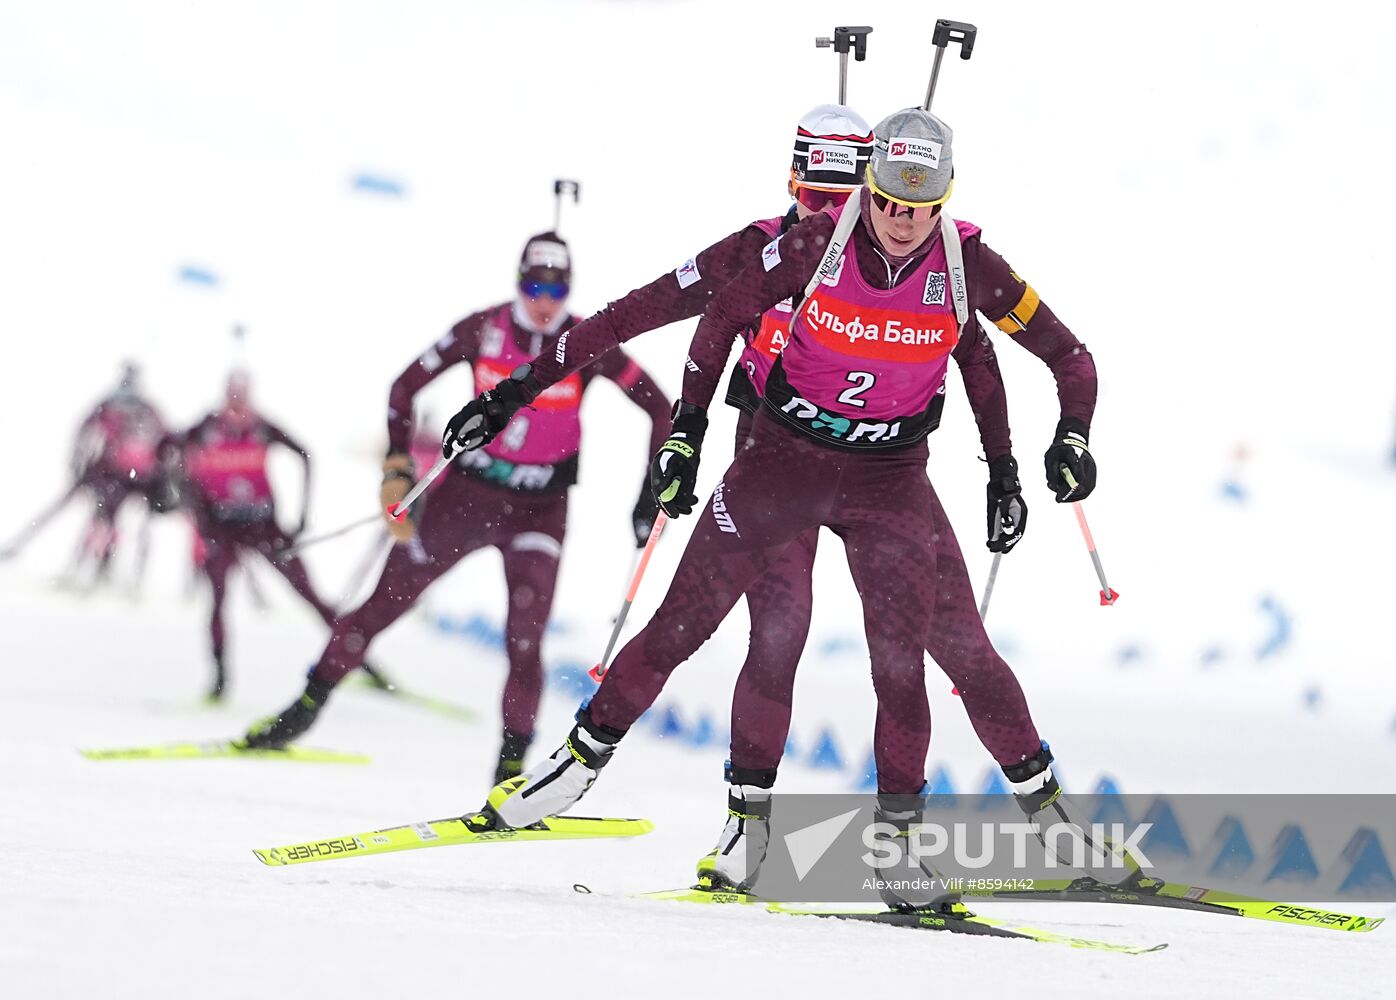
[448,109,1105,909]
[244,233,672,783]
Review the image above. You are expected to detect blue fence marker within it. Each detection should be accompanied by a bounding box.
[548,662,592,699]
[856,749,877,791]
[923,764,957,808]
[1256,595,1293,661]
[1301,686,1323,712]
[808,728,845,770]
[1139,799,1191,860]
[351,173,406,197]
[1205,816,1256,878]
[689,712,716,748]
[784,735,799,760]
[1090,777,1129,826]
[1263,824,1319,884]
[1337,828,1396,896]
[177,265,218,287]
[655,705,686,741]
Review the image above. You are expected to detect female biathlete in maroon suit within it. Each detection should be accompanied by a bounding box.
[450,110,1104,910]
[164,372,339,699]
[65,363,171,589]
[244,233,672,783]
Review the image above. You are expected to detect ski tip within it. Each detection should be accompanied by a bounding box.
[252,849,286,867]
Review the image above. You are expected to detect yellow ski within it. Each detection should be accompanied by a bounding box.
[80,741,369,764]
[255,814,653,866]
[964,876,1385,933]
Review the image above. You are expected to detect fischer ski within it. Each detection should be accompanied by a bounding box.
[255,814,653,867]
[962,875,1385,934]
[80,741,369,764]
[345,671,478,722]
[636,887,1165,954]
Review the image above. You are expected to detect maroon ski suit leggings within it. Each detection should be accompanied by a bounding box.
[311,469,565,738]
[199,515,337,659]
[590,410,1042,794]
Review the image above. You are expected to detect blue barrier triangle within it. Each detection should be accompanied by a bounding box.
[977,767,1009,809]
[1263,824,1319,883]
[1093,776,1123,796]
[784,735,799,760]
[855,749,877,791]
[1139,799,1191,860]
[689,713,715,748]
[1205,816,1256,878]
[655,705,685,740]
[808,728,844,770]
[980,769,1008,794]
[1337,828,1396,896]
[923,764,957,808]
[547,663,592,699]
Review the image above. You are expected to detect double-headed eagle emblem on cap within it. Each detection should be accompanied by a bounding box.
[900,165,928,189]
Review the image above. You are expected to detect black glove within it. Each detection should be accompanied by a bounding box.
[442,365,540,457]
[649,402,708,517]
[1043,417,1097,502]
[631,476,660,547]
[986,455,1028,553]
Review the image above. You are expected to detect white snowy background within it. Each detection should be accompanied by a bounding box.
[1,1,1394,997]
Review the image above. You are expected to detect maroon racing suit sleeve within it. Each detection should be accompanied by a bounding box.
[385,310,491,455]
[966,235,1097,433]
[262,418,311,464]
[681,213,837,408]
[950,320,1014,463]
[585,349,674,457]
[528,223,776,390]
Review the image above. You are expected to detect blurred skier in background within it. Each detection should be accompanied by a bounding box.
[449,108,1102,912]
[57,362,174,591]
[161,370,341,700]
[242,233,672,784]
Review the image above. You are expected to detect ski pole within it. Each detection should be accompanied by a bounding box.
[387,447,458,525]
[553,179,580,232]
[978,551,1002,620]
[1061,469,1119,606]
[1,481,81,560]
[589,511,668,682]
[273,512,380,560]
[922,19,977,112]
[815,26,873,104]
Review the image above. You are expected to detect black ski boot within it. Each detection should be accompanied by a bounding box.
[492,729,533,786]
[243,675,334,749]
[207,654,227,703]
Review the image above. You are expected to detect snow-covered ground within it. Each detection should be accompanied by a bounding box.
[2,1,1395,997]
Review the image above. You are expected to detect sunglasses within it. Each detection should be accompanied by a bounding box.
[793,185,853,213]
[866,170,955,222]
[521,280,569,300]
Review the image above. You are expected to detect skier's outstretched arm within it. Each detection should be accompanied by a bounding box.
[380,311,489,541]
[970,237,1099,502]
[529,223,777,390]
[264,419,314,535]
[591,348,673,545]
[652,213,831,517]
